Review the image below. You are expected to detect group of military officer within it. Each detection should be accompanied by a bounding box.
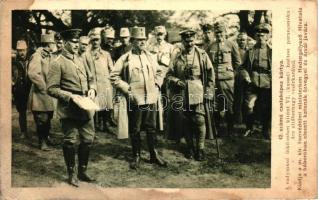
[12,21,272,187]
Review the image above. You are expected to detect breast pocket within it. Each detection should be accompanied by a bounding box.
[130,67,141,83]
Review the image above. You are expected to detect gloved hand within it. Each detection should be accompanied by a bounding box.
[87,89,96,100]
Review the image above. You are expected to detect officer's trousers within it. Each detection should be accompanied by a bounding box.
[60,117,95,178]
[60,118,95,145]
[14,94,29,134]
[184,103,206,150]
[128,103,158,158]
[215,79,235,135]
[32,111,53,143]
[244,86,271,137]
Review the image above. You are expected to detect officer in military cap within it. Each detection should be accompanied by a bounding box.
[200,23,214,51]
[110,26,167,169]
[240,23,272,139]
[166,28,215,161]
[78,36,90,57]
[101,27,116,59]
[12,40,31,139]
[28,34,56,150]
[47,29,97,186]
[206,21,241,137]
[114,27,132,61]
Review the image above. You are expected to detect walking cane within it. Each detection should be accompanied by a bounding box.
[204,101,221,159]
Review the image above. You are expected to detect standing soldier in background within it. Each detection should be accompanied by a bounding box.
[110,27,167,169]
[147,25,174,76]
[78,36,90,57]
[12,40,31,139]
[166,28,215,161]
[240,24,272,139]
[147,25,174,133]
[28,34,56,150]
[47,29,97,187]
[234,31,250,126]
[101,27,116,59]
[83,28,114,133]
[206,22,241,137]
[200,23,214,52]
[114,27,132,62]
[236,32,250,61]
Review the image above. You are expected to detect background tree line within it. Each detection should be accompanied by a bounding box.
[12,10,271,52]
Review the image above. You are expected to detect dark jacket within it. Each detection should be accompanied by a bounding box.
[47,49,97,120]
[12,56,31,109]
[240,43,272,88]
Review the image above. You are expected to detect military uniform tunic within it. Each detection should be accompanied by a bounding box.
[47,49,97,144]
[166,46,215,149]
[241,44,272,134]
[147,41,174,76]
[206,40,241,114]
[83,48,114,111]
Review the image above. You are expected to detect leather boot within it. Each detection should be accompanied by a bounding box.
[147,133,167,167]
[129,134,141,170]
[196,149,206,161]
[78,143,96,182]
[38,125,50,151]
[244,113,254,137]
[106,110,117,127]
[226,113,235,137]
[62,144,78,187]
[185,131,195,159]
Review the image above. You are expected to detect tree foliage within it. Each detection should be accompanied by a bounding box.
[12,10,271,50]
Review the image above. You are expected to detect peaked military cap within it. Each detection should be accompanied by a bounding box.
[179,28,196,37]
[255,23,271,33]
[60,29,82,41]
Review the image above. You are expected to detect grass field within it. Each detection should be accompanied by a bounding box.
[11,106,270,188]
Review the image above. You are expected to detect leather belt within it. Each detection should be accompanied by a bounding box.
[61,87,87,96]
